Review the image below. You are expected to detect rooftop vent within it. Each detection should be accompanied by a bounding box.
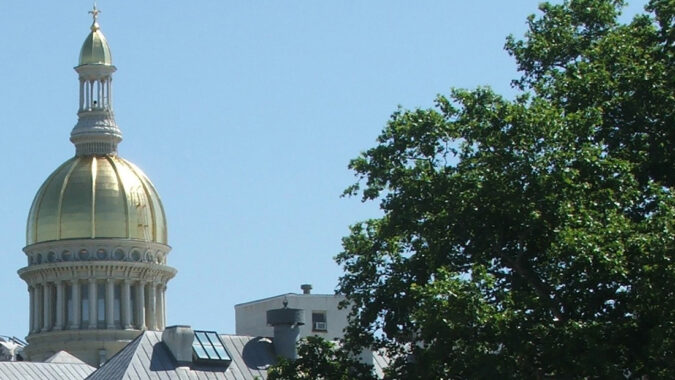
[163,325,194,367]
[267,302,305,360]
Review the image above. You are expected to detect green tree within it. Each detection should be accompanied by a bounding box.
[335,0,675,378]
[267,336,377,380]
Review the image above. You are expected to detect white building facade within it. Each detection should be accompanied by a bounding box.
[235,284,349,341]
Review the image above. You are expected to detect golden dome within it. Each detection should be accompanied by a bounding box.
[78,21,112,66]
[26,155,167,246]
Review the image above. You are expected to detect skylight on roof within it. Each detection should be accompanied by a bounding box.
[192,330,232,365]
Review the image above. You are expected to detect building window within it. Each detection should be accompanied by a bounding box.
[312,311,327,332]
[193,330,232,365]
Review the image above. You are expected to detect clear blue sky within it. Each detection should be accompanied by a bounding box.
[0,1,647,339]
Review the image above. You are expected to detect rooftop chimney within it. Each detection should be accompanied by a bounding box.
[300,284,312,294]
[267,301,305,360]
[162,325,194,367]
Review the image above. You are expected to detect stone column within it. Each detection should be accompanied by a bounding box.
[71,279,81,329]
[79,79,84,111]
[84,81,89,109]
[89,279,97,329]
[42,282,51,332]
[121,280,132,329]
[109,77,114,110]
[34,284,43,333]
[162,285,167,330]
[137,281,146,330]
[54,281,65,330]
[28,286,34,334]
[89,80,94,110]
[107,78,112,108]
[157,284,165,330]
[106,279,115,329]
[98,80,103,108]
[147,282,157,330]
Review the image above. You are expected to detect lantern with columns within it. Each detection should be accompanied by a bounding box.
[18,6,176,366]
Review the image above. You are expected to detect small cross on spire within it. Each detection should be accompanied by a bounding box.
[89,3,100,25]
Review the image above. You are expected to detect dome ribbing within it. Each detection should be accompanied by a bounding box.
[26,155,167,246]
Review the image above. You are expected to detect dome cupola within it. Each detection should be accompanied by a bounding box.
[70,4,121,156]
[78,9,112,66]
[19,6,175,367]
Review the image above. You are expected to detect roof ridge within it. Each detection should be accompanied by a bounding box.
[0,361,94,367]
[85,331,145,380]
[45,350,92,365]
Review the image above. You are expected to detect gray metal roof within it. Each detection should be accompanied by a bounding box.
[0,360,95,380]
[87,331,276,380]
[44,350,89,364]
[0,332,387,379]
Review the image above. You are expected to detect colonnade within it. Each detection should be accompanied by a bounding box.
[28,279,166,334]
[79,77,113,112]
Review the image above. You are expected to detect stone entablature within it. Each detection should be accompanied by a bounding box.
[18,261,175,285]
[23,239,170,266]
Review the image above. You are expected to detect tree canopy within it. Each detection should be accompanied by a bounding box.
[332,0,674,378]
[267,336,377,380]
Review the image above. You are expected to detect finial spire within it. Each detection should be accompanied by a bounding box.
[72,2,121,156]
[89,3,101,31]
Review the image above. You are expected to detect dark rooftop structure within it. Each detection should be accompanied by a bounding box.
[0,327,277,380]
[88,327,276,380]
